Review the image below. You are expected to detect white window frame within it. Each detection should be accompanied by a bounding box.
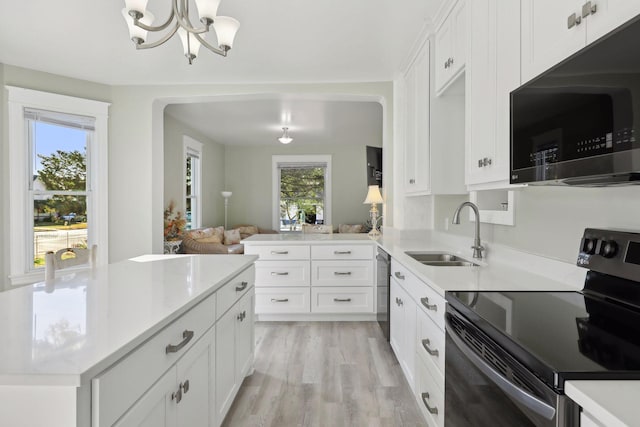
[272,155,332,232]
[183,136,203,230]
[7,86,110,286]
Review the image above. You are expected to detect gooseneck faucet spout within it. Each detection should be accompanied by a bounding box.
[452,201,484,259]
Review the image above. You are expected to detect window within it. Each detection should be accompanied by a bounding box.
[7,87,109,285]
[272,155,332,232]
[183,136,203,230]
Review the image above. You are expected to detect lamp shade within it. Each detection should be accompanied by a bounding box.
[278,127,293,144]
[195,0,221,23]
[122,8,154,43]
[213,16,240,49]
[178,28,202,58]
[363,185,383,204]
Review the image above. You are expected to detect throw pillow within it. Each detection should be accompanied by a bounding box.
[224,229,241,245]
[187,227,213,239]
[338,224,365,233]
[236,225,259,239]
[197,235,222,244]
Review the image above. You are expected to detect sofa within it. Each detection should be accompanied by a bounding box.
[181,224,278,254]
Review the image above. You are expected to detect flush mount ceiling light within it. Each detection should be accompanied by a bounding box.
[278,127,293,144]
[121,0,240,65]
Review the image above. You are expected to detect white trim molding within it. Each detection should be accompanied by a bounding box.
[183,135,203,230]
[6,86,110,286]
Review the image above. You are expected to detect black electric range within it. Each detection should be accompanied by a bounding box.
[444,229,640,426]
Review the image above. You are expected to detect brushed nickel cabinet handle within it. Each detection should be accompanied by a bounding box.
[172,387,183,403]
[334,271,352,276]
[235,281,248,292]
[333,298,352,302]
[271,250,289,255]
[394,272,405,280]
[271,272,289,276]
[422,339,440,356]
[166,330,194,354]
[421,392,438,414]
[334,250,352,254]
[421,297,438,311]
[568,12,581,29]
[582,1,596,17]
[271,298,289,302]
[181,380,190,394]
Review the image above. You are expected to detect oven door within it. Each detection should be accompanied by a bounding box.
[445,307,579,427]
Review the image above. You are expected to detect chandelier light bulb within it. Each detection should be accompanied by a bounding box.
[178,28,203,63]
[213,16,240,50]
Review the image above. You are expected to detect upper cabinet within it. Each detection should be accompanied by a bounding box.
[522,0,640,83]
[434,0,467,95]
[402,39,431,195]
[465,0,520,188]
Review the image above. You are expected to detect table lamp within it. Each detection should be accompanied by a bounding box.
[363,185,383,237]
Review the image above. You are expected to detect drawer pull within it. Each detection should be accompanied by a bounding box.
[333,298,352,302]
[334,271,352,276]
[166,330,194,354]
[421,297,438,311]
[421,392,438,415]
[235,281,248,292]
[422,339,439,356]
[394,272,405,280]
[181,380,190,394]
[271,250,289,255]
[271,272,289,276]
[334,250,352,254]
[271,298,289,303]
[395,297,403,306]
[171,387,183,403]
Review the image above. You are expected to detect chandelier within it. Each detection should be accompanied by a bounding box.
[122,0,240,64]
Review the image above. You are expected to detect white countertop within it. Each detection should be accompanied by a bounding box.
[242,233,375,244]
[566,380,640,426]
[0,254,256,387]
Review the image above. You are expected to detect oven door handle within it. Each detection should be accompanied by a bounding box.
[446,316,556,421]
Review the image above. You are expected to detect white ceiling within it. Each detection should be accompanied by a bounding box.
[165,97,383,146]
[0,0,444,85]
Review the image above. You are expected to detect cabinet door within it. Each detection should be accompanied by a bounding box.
[235,291,254,381]
[403,60,418,192]
[449,0,467,78]
[403,292,417,390]
[176,327,215,427]
[114,368,177,427]
[215,308,236,423]
[466,0,520,186]
[389,279,404,359]
[586,0,640,43]
[521,0,585,82]
[434,17,453,92]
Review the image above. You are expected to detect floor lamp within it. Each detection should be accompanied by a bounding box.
[221,191,232,229]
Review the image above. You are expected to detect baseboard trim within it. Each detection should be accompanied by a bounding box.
[256,313,378,322]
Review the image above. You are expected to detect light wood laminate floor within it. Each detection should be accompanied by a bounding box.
[222,322,425,427]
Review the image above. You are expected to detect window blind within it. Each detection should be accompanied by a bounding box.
[24,108,96,131]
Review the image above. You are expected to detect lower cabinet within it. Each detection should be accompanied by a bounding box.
[216,290,254,426]
[416,356,445,427]
[115,327,216,427]
[390,277,417,388]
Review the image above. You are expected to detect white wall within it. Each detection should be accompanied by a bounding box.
[432,186,640,264]
[163,114,226,228]
[224,143,380,231]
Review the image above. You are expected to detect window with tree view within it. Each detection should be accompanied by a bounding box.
[279,164,327,232]
[28,109,93,269]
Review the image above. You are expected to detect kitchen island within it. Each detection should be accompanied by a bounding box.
[0,254,256,427]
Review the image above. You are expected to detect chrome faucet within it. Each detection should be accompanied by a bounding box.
[452,201,484,259]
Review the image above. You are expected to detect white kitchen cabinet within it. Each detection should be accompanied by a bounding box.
[465,0,520,188]
[390,276,417,389]
[434,0,467,95]
[522,0,640,83]
[403,39,431,195]
[114,326,216,427]
[415,356,445,427]
[215,290,254,426]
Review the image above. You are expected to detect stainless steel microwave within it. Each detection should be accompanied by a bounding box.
[510,15,640,186]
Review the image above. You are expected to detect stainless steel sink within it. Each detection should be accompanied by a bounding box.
[404,251,479,267]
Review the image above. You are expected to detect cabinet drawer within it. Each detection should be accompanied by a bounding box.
[311,287,374,313]
[245,245,310,260]
[216,266,254,320]
[416,356,445,427]
[311,260,373,287]
[416,308,445,386]
[92,293,216,427]
[311,244,374,260]
[255,260,310,286]
[409,278,446,331]
[255,287,310,313]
